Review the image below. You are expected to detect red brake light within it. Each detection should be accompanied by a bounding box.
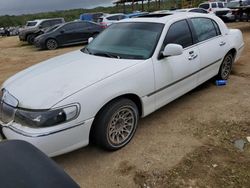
[100,22,108,28]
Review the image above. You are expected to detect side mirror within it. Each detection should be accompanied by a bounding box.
[60,29,65,34]
[162,43,183,57]
[88,37,94,44]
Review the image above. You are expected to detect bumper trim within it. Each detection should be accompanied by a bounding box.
[1,121,85,138]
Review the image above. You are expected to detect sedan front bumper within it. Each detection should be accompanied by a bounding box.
[1,118,94,157]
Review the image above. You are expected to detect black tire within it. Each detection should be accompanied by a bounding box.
[46,39,58,50]
[217,53,234,80]
[27,34,36,44]
[92,98,139,151]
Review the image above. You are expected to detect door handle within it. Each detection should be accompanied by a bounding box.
[219,41,226,46]
[188,54,198,60]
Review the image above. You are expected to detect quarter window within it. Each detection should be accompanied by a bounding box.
[191,18,218,42]
[212,20,221,35]
[163,20,193,49]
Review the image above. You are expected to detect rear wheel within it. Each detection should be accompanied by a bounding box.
[92,99,139,151]
[27,34,36,44]
[46,39,58,50]
[217,53,234,80]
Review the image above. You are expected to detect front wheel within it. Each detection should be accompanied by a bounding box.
[46,39,58,50]
[217,53,234,80]
[92,99,139,151]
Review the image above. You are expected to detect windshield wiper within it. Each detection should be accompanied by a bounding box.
[83,47,92,55]
[93,52,121,59]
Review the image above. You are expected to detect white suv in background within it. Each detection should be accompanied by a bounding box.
[199,1,236,21]
[97,13,127,28]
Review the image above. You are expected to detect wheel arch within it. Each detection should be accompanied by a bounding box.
[227,48,237,61]
[89,93,143,139]
[45,38,59,49]
[95,93,142,118]
[25,32,34,41]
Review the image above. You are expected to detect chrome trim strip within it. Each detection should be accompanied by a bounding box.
[1,121,85,138]
[146,58,222,97]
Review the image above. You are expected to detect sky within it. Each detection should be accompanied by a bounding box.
[0,0,114,15]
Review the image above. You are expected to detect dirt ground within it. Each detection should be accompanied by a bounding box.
[0,22,249,188]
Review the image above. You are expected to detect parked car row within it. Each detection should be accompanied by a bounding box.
[19,18,65,44]
[18,12,149,50]
[199,0,250,21]
[17,2,248,50]
[34,21,103,50]
[0,27,19,36]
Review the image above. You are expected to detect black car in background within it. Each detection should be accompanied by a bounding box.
[34,21,103,50]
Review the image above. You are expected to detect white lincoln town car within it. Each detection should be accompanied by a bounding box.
[0,13,244,156]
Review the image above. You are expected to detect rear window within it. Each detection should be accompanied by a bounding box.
[189,8,208,13]
[199,4,209,9]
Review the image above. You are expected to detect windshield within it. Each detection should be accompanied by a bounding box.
[26,21,37,27]
[83,22,164,60]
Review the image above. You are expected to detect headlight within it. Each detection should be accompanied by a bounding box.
[14,105,79,128]
[0,89,3,100]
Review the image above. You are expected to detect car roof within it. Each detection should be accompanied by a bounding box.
[200,1,223,4]
[106,13,125,16]
[120,12,213,24]
[29,18,64,22]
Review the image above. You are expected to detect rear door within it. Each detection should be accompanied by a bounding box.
[153,19,200,109]
[189,17,225,84]
[75,22,91,43]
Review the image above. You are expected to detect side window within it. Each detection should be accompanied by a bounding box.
[211,3,217,8]
[191,18,218,42]
[51,20,62,25]
[107,15,119,21]
[218,2,224,8]
[63,23,76,31]
[118,15,126,20]
[76,22,89,30]
[163,20,193,49]
[40,21,51,28]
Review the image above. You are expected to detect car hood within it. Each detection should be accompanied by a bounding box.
[3,50,143,109]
